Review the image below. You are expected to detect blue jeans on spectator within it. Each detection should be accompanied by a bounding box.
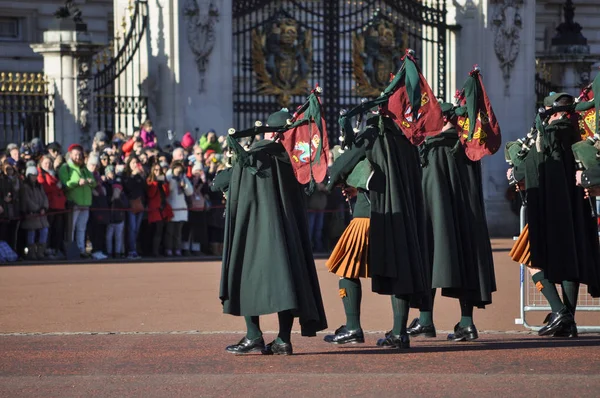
[27,227,48,246]
[106,222,125,256]
[127,212,144,254]
[71,208,90,254]
[307,211,324,252]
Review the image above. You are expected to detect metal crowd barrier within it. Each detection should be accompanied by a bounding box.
[514,204,600,332]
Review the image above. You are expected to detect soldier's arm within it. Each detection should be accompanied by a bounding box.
[581,165,600,189]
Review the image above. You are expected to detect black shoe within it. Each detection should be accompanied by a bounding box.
[406,318,437,338]
[447,323,479,342]
[376,332,410,349]
[538,307,574,337]
[262,339,293,355]
[553,321,578,338]
[225,336,265,354]
[324,325,365,344]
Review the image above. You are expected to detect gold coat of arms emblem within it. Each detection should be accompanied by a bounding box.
[251,16,312,107]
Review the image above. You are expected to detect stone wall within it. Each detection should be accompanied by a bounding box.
[0,0,113,72]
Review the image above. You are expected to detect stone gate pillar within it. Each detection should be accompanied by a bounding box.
[31,13,103,147]
[447,0,536,236]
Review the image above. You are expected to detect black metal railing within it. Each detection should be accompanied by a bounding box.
[92,0,149,134]
[535,72,558,110]
[232,0,448,144]
[0,72,54,148]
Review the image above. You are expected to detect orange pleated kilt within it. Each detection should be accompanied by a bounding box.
[326,217,370,278]
[509,223,532,267]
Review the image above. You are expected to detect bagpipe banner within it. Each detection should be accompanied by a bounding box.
[226,86,329,187]
[575,69,600,140]
[279,88,330,185]
[456,68,502,161]
[381,50,443,146]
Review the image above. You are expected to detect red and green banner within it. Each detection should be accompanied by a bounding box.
[456,68,502,161]
[575,70,600,140]
[381,51,443,146]
[280,92,330,184]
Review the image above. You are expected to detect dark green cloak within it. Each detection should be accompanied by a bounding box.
[514,119,600,296]
[328,115,429,297]
[420,128,496,307]
[212,139,328,336]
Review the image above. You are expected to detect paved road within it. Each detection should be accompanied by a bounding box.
[2,333,600,397]
[1,238,600,397]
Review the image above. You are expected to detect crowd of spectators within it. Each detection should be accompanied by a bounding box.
[0,121,350,263]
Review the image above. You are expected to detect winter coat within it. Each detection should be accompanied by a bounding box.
[104,177,128,224]
[140,128,156,148]
[166,170,193,222]
[37,168,66,210]
[58,160,96,207]
[20,181,49,230]
[0,175,19,220]
[146,179,174,223]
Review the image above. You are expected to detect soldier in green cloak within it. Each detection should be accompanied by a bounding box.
[212,109,328,355]
[508,92,600,337]
[325,112,430,349]
[406,102,496,342]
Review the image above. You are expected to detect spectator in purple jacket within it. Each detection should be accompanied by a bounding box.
[140,119,157,148]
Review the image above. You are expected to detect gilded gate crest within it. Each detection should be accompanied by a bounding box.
[251,16,312,107]
[352,16,406,97]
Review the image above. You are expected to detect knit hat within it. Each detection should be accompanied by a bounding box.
[6,143,18,152]
[204,149,216,158]
[95,131,108,142]
[25,166,38,177]
[181,132,195,149]
[46,142,62,152]
[68,143,83,153]
[104,165,115,176]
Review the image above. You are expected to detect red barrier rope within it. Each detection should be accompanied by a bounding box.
[0,205,350,223]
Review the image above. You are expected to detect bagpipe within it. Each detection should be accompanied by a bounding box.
[330,49,444,198]
[572,70,600,173]
[338,48,444,148]
[225,85,329,191]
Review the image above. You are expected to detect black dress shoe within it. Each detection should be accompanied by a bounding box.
[376,333,410,349]
[324,325,365,344]
[447,323,479,342]
[262,339,293,355]
[406,318,437,338]
[553,321,578,338]
[225,336,265,354]
[538,307,574,337]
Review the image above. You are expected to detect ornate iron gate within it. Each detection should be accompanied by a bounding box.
[92,0,149,135]
[0,72,54,148]
[232,0,448,142]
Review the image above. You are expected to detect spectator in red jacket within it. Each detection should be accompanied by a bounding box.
[37,155,67,259]
[146,161,173,257]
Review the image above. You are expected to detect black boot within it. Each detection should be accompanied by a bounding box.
[538,307,575,337]
[376,332,410,349]
[262,339,293,355]
[406,318,437,338]
[553,321,578,338]
[447,323,479,342]
[324,325,365,344]
[225,336,265,354]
